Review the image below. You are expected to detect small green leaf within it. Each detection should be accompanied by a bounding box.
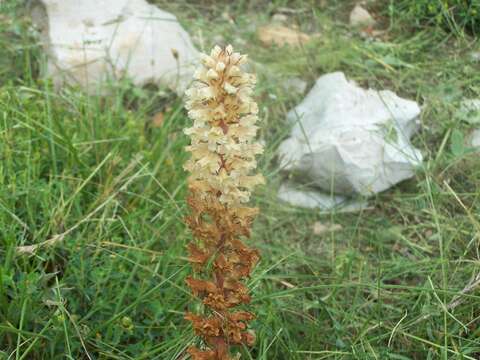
[450,129,465,157]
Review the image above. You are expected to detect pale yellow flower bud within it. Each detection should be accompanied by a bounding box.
[210,45,222,58]
[223,82,237,95]
[215,62,226,72]
[184,45,263,206]
[206,69,219,80]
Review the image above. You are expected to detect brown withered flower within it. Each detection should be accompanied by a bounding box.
[183,44,264,360]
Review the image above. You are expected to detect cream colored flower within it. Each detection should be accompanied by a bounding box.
[184,45,264,206]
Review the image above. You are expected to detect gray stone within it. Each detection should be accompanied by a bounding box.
[31,0,199,94]
[277,72,423,204]
[457,99,480,125]
[278,182,368,212]
[471,52,480,62]
[272,13,288,23]
[471,129,480,148]
[349,4,375,27]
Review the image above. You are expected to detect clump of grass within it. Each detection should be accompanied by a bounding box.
[386,0,480,35]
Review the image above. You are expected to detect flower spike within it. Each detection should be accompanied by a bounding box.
[183,45,263,360]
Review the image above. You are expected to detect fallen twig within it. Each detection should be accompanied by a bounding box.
[447,272,480,310]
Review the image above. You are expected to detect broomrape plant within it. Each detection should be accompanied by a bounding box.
[183,45,264,360]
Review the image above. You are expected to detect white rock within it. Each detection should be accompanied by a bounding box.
[272,13,288,23]
[278,182,368,212]
[31,0,199,94]
[471,129,480,148]
[471,52,480,62]
[456,99,480,125]
[278,72,423,198]
[349,4,375,27]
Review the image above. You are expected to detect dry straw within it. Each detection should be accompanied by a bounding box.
[183,44,264,360]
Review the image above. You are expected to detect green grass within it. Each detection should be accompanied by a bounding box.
[1,0,480,359]
[384,0,480,36]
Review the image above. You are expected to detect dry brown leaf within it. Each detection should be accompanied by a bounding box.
[360,25,388,40]
[257,25,311,47]
[151,112,164,128]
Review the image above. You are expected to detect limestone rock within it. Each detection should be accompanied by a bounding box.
[271,13,288,23]
[349,4,375,27]
[457,99,480,125]
[278,72,423,201]
[278,182,368,212]
[471,129,480,148]
[470,52,480,62]
[31,0,199,94]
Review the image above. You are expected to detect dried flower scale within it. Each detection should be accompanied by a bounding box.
[183,45,264,360]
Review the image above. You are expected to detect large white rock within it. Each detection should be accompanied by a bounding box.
[31,0,199,94]
[278,72,423,198]
[278,182,368,213]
